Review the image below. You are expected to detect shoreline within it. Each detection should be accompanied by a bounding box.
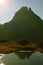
[0,41,43,54]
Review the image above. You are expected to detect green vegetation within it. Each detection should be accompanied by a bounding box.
[0,7,43,53]
[0,7,43,42]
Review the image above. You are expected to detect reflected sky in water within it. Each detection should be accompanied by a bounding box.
[0,52,43,65]
[0,54,5,65]
[0,63,5,65]
[0,54,4,59]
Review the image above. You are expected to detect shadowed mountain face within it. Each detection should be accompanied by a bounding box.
[0,7,43,42]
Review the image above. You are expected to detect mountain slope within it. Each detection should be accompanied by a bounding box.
[13,7,43,42]
[0,7,43,42]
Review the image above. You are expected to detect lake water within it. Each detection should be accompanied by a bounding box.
[0,51,43,65]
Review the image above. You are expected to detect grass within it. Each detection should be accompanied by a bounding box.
[0,41,43,54]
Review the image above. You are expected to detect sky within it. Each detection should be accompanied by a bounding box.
[0,0,43,24]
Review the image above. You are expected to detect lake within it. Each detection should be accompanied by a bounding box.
[0,51,43,65]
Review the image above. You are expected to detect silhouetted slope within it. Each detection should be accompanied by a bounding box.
[13,7,43,42]
[0,7,43,42]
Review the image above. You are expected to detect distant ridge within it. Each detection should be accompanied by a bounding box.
[0,7,43,42]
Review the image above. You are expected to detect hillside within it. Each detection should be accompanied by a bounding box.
[0,7,43,42]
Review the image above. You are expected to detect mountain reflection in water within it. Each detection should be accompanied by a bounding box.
[15,51,33,59]
[1,51,43,65]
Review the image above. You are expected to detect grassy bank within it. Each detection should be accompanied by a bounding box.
[0,41,43,54]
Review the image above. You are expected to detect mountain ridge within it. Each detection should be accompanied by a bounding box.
[0,7,43,42]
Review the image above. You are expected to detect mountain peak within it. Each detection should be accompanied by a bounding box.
[20,7,32,10]
[21,7,28,10]
[29,8,32,11]
[0,7,43,42]
[14,7,33,17]
[19,7,32,13]
[13,7,42,23]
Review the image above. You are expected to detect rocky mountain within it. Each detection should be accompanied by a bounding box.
[0,7,43,42]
